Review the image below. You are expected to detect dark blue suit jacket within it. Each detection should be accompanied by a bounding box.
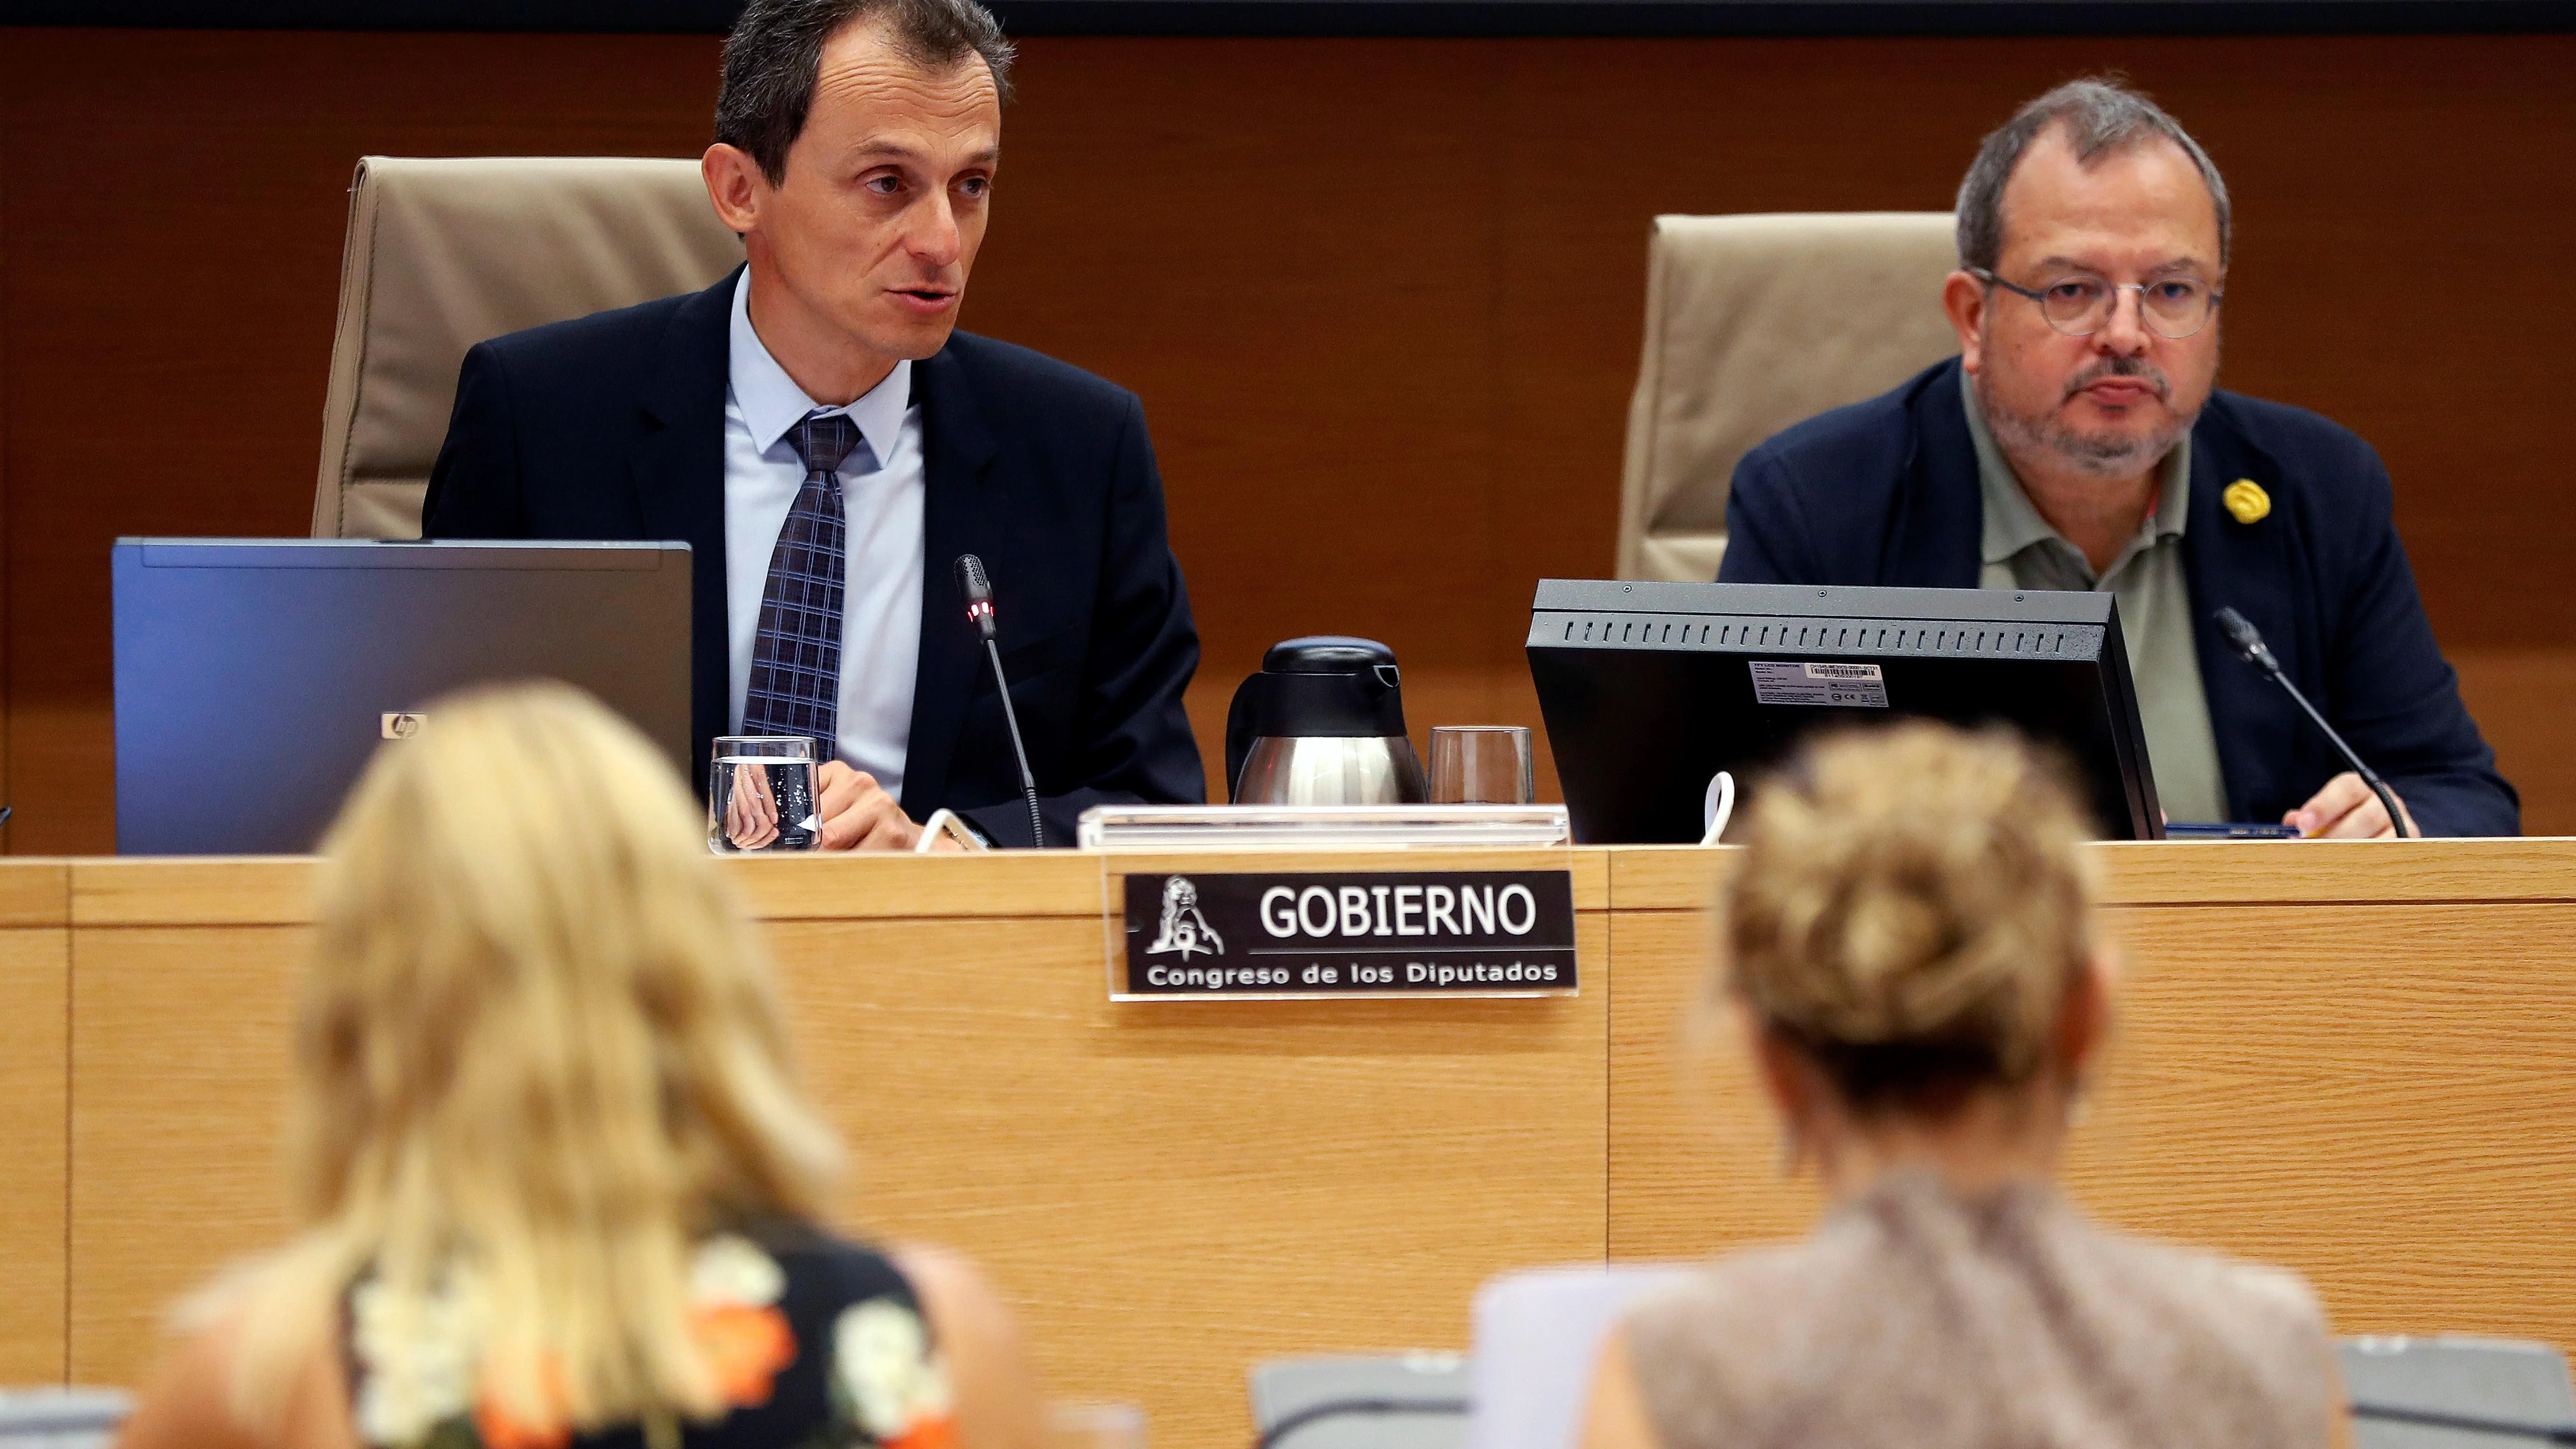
[1719,357,2517,837]
[420,267,1206,846]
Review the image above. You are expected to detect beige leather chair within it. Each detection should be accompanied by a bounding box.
[1616,212,1963,581]
[312,156,744,539]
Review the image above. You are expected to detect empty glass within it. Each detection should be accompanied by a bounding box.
[709,735,820,853]
[1429,725,1536,805]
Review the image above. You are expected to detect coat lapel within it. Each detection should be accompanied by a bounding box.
[897,343,1003,820]
[633,267,740,774]
[1887,358,1986,588]
[2180,399,2303,821]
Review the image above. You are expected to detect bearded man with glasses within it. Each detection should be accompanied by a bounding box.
[1718,78,2515,838]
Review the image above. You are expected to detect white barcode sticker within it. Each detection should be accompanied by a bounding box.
[1749,660,1889,708]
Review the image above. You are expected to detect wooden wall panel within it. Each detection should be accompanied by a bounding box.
[5,29,2570,850]
[2070,902,2576,1342]
[1610,898,2576,1349]
[1606,907,1820,1258]
[2454,648,2576,838]
[60,873,1608,1444]
[774,914,1608,1449]
[0,29,721,857]
[67,924,305,1385]
[0,918,70,1384]
[37,845,2576,1423]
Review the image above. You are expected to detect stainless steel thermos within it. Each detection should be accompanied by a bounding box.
[1224,636,1428,805]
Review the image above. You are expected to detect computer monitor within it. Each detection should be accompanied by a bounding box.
[113,539,692,855]
[1526,579,2162,843]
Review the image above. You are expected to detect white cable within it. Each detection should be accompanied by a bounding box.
[1700,771,1736,846]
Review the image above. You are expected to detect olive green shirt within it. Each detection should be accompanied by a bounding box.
[1961,367,2231,823]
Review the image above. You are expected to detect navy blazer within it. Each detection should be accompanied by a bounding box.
[1719,357,2517,837]
[420,267,1206,846]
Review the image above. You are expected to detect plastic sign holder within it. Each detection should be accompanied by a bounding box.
[1080,805,1578,1003]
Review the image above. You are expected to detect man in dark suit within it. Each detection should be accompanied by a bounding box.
[1720,79,2514,837]
[422,0,1202,849]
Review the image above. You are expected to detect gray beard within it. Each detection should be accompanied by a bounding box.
[1976,357,2197,480]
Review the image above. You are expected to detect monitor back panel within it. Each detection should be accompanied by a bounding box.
[1526,579,2159,843]
[113,539,691,855]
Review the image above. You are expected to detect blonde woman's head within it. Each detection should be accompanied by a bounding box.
[242,682,840,1435]
[1723,722,2104,1121]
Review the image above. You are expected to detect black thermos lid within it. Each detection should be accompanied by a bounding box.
[1224,636,1409,800]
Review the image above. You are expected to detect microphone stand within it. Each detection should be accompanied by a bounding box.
[954,554,1047,849]
[983,635,1046,849]
[2250,662,2411,838]
[2212,607,2414,839]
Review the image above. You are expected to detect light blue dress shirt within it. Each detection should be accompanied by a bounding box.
[724,270,926,794]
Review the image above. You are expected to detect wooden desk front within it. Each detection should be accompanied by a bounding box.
[0,841,2569,1448]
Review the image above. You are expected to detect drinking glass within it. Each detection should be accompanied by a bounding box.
[1429,725,1536,805]
[1047,1401,1147,1449]
[708,736,820,853]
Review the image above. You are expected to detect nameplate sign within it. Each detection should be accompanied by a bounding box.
[1114,869,1578,1000]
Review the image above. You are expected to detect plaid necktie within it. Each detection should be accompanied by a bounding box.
[742,411,866,758]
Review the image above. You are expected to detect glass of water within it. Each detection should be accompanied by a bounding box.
[709,736,821,853]
[1429,725,1537,805]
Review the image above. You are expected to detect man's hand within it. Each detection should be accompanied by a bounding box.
[2285,772,2417,839]
[815,762,922,850]
[813,762,966,852]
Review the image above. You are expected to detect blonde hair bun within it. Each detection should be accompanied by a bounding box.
[1723,722,2097,1111]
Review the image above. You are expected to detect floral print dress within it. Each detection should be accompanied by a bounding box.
[343,1224,958,1449]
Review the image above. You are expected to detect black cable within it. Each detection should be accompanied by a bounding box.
[985,637,1045,848]
[1254,1397,1470,1449]
[2350,1400,2576,1443]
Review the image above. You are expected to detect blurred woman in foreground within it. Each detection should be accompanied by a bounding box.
[121,683,1042,1449]
[1581,723,2348,1449]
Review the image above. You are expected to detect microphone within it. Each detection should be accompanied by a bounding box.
[2212,606,2413,838]
[953,554,1045,848]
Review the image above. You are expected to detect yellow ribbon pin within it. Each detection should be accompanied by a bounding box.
[2223,478,2271,524]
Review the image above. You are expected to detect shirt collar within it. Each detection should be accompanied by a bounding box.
[728,269,911,470]
[1961,362,2191,572]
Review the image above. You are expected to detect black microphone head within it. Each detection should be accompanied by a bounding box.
[2212,605,2259,652]
[2212,606,2275,668]
[954,553,997,640]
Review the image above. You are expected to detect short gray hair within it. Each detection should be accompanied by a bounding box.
[1955,78,2231,274]
[716,0,1016,185]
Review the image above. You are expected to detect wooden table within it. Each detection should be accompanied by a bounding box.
[2,840,2570,1447]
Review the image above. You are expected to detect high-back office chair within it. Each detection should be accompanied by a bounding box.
[1615,213,1960,583]
[1251,1354,1470,1449]
[0,1386,130,1447]
[311,156,742,540]
[1465,1264,1693,1449]
[2342,1336,2576,1448]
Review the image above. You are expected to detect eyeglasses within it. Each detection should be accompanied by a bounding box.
[1969,268,2223,340]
